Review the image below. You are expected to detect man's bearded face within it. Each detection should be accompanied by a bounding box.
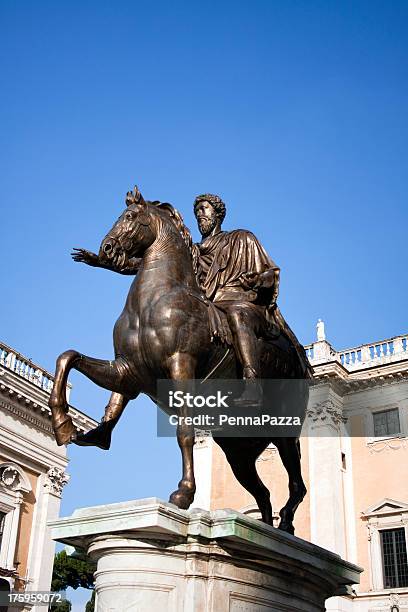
[195,201,219,237]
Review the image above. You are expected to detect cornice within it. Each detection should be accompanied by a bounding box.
[0,374,97,435]
[0,397,53,434]
[311,368,408,397]
[0,422,68,471]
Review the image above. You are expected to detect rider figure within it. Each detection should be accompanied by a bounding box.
[193,194,280,389]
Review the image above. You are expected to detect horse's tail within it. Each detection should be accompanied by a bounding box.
[268,306,314,379]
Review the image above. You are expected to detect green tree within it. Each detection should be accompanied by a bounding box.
[85,590,95,612]
[49,598,71,612]
[50,550,95,612]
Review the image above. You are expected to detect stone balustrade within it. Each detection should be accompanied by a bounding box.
[0,340,56,393]
[305,333,408,371]
[304,345,314,360]
[3,327,407,391]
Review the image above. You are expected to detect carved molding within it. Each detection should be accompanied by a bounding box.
[194,431,213,444]
[45,467,69,496]
[256,447,277,462]
[368,592,408,610]
[0,398,54,434]
[0,463,32,495]
[0,380,97,435]
[390,593,408,606]
[306,400,347,429]
[368,438,408,454]
[1,467,20,490]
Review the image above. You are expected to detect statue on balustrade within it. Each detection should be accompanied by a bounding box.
[48,185,312,534]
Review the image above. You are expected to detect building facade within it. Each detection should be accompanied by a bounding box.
[0,341,96,611]
[194,323,408,611]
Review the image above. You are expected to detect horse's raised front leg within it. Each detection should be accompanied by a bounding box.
[74,391,135,450]
[167,353,197,510]
[49,350,134,446]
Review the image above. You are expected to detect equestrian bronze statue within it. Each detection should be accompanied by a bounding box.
[49,186,312,534]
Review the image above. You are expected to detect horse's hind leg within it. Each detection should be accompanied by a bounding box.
[274,437,307,535]
[49,350,133,446]
[167,353,197,510]
[221,443,273,525]
[74,392,134,450]
[49,351,80,446]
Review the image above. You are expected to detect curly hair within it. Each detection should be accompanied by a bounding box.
[193,193,226,224]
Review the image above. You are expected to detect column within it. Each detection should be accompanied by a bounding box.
[26,468,69,596]
[307,395,348,557]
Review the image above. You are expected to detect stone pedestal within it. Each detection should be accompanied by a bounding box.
[49,498,361,612]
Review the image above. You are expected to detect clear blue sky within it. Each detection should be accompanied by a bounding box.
[1,1,407,603]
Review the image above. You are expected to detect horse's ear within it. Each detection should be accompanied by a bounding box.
[125,185,147,207]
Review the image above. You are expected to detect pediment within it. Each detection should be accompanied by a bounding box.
[363,498,408,516]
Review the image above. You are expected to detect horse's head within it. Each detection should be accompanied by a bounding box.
[99,186,157,267]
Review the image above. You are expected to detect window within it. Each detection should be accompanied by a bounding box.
[363,499,408,591]
[380,528,408,588]
[373,408,400,437]
[0,512,5,550]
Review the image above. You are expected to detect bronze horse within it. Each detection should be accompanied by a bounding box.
[49,190,310,534]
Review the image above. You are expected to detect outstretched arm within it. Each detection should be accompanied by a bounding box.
[71,249,141,275]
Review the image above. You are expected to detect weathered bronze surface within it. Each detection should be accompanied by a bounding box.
[49,187,312,534]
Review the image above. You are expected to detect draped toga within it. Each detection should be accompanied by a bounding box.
[192,229,311,375]
[194,230,278,304]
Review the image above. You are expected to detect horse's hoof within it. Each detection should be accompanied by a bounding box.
[278,522,295,535]
[169,488,195,510]
[73,422,113,450]
[53,416,76,446]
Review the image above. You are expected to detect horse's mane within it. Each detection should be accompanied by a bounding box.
[147,200,198,274]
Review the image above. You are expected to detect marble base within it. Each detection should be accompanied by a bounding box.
[49,498,361,612]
